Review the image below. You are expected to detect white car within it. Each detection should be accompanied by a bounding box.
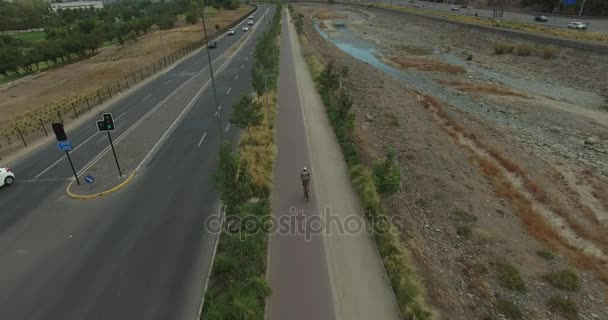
[568,21,587,30]
[228,28,235,35]
[0,167,15,187]
[451,5,459,11]
[242,27,249,32]
[248,19,254,25]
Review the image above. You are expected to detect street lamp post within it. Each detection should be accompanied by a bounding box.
[159,32,167,67]
[200,0,223,140]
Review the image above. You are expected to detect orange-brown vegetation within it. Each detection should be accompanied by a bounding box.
[390,57,466,74]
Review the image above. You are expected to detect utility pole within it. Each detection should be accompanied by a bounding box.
[160,32,167,67]
[579,0,587,16]
[200,0,223,140]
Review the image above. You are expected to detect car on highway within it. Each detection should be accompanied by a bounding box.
[248,18,254,25]
[228,28,235,35]
[568,21,587,30]
[208,41,217,49]
[451,5,459,11]
[534,15,548,22]
[0,167,15,187]
[242,26,249,32]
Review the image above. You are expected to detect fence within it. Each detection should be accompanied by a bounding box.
[0,6,257,160]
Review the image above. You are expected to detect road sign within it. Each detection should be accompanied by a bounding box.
[84,175,95,184]
[564,0,576,5]
[57,140,73,151]
[96,113,116,132]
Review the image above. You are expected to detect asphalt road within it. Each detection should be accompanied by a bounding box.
[0,5,275,320]
[391,0,608,33]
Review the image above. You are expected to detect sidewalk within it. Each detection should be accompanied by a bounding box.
[268,8,401,320]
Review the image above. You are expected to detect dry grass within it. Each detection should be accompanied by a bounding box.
[542,45,559,59]
[437,79,527,98]
[240,92,278,193]
[389,57,466,74]
[417,93,608,283]
[310,10,347,20]
[0,6,254,143]
[515,43,534,56]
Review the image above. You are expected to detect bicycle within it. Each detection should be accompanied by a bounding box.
[303,181,310,202]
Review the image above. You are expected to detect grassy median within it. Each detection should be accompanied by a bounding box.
[201,3,282,319]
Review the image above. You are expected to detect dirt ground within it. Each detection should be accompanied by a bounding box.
[296,3,608,320]
[0,6,252,140]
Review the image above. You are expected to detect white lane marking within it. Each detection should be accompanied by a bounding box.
[225,123,230,132]
[235,74,239,80]
[241,64,245,69]
[34,131,101,179]
[143,93,153,101]
[218,105,222,111]
[245,57,248,61]
[35,49,224,180]
[17,178,71,183]
[197,132,208,148]
[226,87,232,95]
[114,111,127,121]
[164,78,175,86]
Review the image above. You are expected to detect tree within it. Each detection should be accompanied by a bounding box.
[251,65,267,100]
[229,94,263,134]
[186,11,198,24]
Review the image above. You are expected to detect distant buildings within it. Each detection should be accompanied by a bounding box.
[49,0,104,12]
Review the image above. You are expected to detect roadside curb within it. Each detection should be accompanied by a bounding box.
[66,170,136,199]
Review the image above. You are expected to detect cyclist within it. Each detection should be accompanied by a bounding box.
[300,167,310,199]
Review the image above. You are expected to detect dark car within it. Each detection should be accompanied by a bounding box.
[208,41,217,49]
[534,15,548,22]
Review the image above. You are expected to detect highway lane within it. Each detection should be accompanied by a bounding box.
[0,5,274,320]
[10,7,260,182]
[391,0,608,33]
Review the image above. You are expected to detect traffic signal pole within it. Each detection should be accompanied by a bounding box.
[107,132,123,177]
[66,150,80,185]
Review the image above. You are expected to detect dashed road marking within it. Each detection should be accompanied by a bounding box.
[197,132,208,148]
[226,87,232,95]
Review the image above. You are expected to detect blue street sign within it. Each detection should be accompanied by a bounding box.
[84,175,95,184]
[564,0,576,5]
[57,140,73,151]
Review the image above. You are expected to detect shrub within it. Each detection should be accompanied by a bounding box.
[537,250,555,260]
[545,269,581,292]
[496,262,526,292]
[456,226,472,239]
[542,45,559,59]
[547,295,579,320]
[515,43,533,56]
[494,41,514,54]
[185,12,198,25]
[496,298,523,320]
[372,148,401,195]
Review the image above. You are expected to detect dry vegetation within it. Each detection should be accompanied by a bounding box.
[437,79,528,98]
[388,56,466,74]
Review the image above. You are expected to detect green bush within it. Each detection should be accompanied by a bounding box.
[545,269,581,292]
[496,298,522,320]
[496,262,526,292]
[536,250,555,260]
[186,12,198,25]
[372,148,401,195]
[547,295,579,320]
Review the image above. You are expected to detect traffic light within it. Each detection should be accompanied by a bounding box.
[52,123,67,141]
[96,113,116,132]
